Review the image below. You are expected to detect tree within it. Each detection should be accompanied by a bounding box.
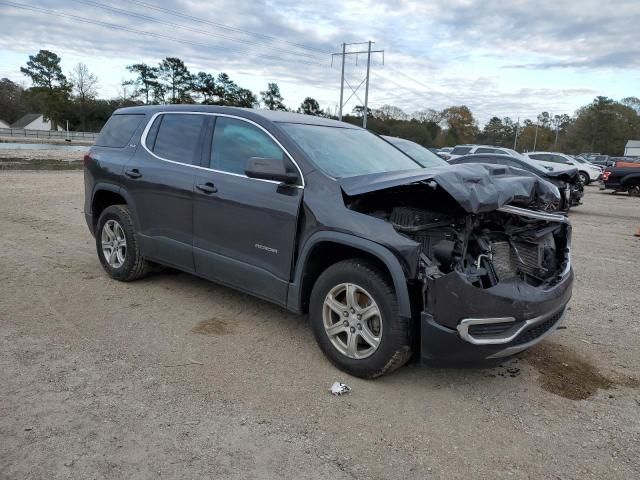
[298,97,323,116]
[158,57,193,104]
[561,97,640,155]
[440,105,478,144]
[412,109,441,124]
[20,49,71,129]
[479,116,504,145]
[214,73,238,105]
[230,88,257,108]
[70,62,98,130]
[351,105,365,117]
[260,82,286,110]
[125,63,159,104]
[193,72,217,104]
[0,78,28,124]
[621,97,640,115]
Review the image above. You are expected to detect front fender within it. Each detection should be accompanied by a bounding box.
[287,231,412,318]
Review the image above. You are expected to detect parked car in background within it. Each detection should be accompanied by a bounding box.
[84,105,573,377]
[524,151,602,185]
[449,153,584,211]
[382,136,449,167]
[449,144,577,173]
[608,157,640,168]
[431,146,453,160]
[447,144,515,160]
[601,165,640,196]
[583,154,612,168]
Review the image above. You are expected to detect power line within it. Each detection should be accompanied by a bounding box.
[71,0,327,61]
[0,1,328,68]
[122,0,331,56]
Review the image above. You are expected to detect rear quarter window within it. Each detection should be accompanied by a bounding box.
[95,114,145,148]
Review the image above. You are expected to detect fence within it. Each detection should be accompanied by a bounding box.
[0,128,98,140]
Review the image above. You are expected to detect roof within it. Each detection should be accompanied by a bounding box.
[11,113,42,129]
[625,140,640,148]
[115,105,356,128]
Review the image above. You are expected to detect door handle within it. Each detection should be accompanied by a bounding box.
[124,168,142,179]
[196,182,218,194]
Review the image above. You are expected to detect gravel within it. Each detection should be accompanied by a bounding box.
[1,172,639,479]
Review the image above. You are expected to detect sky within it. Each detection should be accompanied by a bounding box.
[0,0,639,124]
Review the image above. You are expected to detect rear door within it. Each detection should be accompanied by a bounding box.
[122,112,208,272]
[193,115,303,305]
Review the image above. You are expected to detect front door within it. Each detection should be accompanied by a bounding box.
[123,112,208,272]
[193,115,303,305]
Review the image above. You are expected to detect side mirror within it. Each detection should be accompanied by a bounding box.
[245,157,299,184]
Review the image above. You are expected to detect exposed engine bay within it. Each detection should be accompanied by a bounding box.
[346,183,571,289]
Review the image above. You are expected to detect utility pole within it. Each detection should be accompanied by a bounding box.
[363,41,372,129]
[554,123,559,148]
[513,117,520,150]
[332,41,384,127]
[533,121,539,151]
[338,43,345,121]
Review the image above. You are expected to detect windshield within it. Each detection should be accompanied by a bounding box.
[383,137,448,168]
[279,123,421,178]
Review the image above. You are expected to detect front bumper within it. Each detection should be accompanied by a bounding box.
[419,268,574,362]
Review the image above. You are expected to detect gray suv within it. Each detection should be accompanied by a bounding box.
[84,106,574,377]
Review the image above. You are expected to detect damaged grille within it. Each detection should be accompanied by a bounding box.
[491,239,553,281]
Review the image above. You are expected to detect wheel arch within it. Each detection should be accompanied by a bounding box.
[578,170,590,182]
[91,183,139,231]
[621,173,640,186]
[287,232,412,318]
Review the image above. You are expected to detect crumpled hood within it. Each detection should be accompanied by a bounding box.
[338,163,561,214]
[543,167,579,181]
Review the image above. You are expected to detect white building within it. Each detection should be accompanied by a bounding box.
[0,119,10,128]
[10,114,63,131]
[624,140,640,157]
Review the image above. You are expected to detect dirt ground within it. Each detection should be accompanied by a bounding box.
[1,171,639,479]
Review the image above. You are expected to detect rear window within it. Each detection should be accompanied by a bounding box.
[95,114,144,148]
[151,113,206,165]
[451,146,472,155]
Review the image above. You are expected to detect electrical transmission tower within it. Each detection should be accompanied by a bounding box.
[332,41,384,128]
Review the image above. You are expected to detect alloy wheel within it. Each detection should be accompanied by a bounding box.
[101,219,127,268]
[322,283,382,359]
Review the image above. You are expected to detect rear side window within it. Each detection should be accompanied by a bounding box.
[550,154,571,164]
[451,146,472,155]
[152,114,206,165]
[529,153,546,161]
[210,117,284,175]
[95,114,144,148]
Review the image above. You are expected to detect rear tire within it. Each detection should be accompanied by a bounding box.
[628,185,640,197]
[309,259,411,378]
[95,205,152,281]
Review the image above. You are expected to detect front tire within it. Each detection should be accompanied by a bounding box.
[95,205,151,281]
[309,259,411,378]
[628,185,640,197]
[578,172,589,185]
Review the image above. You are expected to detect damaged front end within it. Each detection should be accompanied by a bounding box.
[342,164,573,361]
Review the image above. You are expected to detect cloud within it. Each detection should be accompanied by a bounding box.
[0,0,637,122]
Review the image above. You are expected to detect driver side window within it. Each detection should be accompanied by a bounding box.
[210,117,285,175]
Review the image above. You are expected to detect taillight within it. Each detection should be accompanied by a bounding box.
[602,171,611,181]
[83,154,92,166]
